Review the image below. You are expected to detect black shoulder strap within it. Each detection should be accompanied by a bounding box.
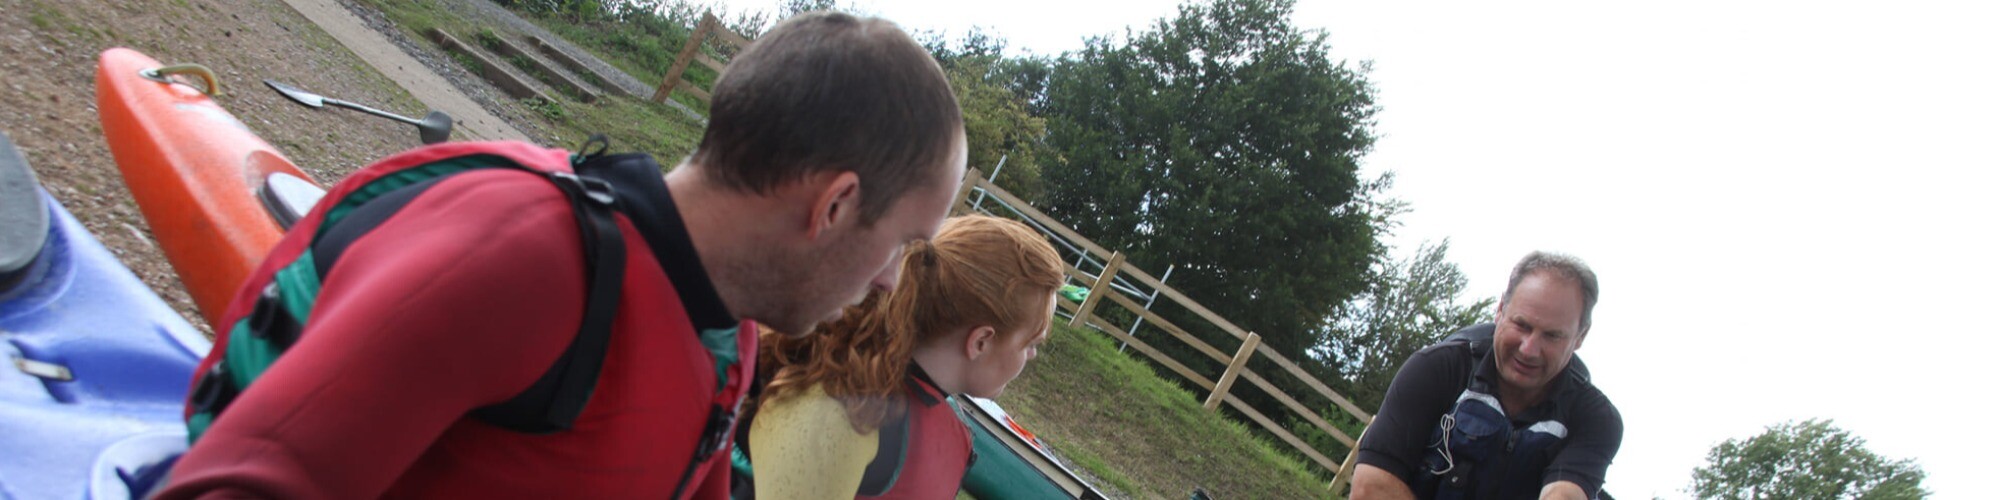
[1440,322,1497,355]
[470,140,626,433]
[195,139,630,436]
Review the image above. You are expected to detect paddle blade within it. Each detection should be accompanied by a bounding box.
[263,80,325,109]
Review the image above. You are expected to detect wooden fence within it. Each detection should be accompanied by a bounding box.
[651,12,755,104]
[951,170,1376,493]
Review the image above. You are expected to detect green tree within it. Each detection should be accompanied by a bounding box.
[1292,239,1493,457]
[1690,419,1928,500]
[920,31,1053,201]
[1037,0,1385,368]
[1322,238,1493,411]
[948,58,1052,201]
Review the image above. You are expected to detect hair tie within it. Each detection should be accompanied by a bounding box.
[909,239,938,267]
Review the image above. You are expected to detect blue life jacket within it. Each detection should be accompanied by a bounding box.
[1415,323,1592,500]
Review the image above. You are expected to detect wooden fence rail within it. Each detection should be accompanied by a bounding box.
[953,171,1375,492]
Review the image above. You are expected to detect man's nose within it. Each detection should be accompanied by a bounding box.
[1517,333,1542,355]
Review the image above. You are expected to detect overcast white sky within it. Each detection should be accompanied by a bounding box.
[714,0,1998,496]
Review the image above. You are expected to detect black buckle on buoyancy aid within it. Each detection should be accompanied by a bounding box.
[550,171,617,207]
[187,361,238,418]
[190,282,299,422]
[247,283,304,350]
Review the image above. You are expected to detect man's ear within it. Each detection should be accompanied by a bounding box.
[964,325,997,361]
[805,170,862,241]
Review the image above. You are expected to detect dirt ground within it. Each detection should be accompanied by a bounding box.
[1,0,461,334]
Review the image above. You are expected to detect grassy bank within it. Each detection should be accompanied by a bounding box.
[997,321,1331,499]
[514,10,722,100]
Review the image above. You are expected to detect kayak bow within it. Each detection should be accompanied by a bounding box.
[97,47,323,332]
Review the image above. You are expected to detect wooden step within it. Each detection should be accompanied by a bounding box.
[529,35,639,98]
[427,28,555,104]
[489,34,601,103]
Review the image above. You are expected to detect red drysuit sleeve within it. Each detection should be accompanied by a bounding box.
[157,172,588,499]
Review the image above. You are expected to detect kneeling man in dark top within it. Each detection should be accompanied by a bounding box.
[1352,252,1623,500]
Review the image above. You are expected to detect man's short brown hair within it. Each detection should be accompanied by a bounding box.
[692,12,963,223]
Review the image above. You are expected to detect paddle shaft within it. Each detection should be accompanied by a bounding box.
[323,98,424,127]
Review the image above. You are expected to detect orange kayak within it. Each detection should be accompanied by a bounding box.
[97,48,321,332]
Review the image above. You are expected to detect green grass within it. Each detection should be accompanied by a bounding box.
[517,14,705,88]
[509,11,716,113]
[29,11,57,31]
[448,51,484,74]
[352,0,456,35]
[558,59,614,92]
[24,0,100,42]
[557,97,704,158]
[996,320,1332,499]
[1063,445,1143,495]
[521,96,567,121]
[494,50,595,104]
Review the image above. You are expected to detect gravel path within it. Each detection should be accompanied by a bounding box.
[1,0,474,333]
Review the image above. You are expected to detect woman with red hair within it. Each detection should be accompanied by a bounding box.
[747,215,1065,499]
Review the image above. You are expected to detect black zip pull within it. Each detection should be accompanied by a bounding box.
[670,405,737,499]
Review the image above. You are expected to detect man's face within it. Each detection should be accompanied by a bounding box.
[769,137,967,336]
[1492,271,1588,401]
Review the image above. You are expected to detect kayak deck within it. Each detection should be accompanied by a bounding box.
[0,173,208,500]
[959,397,1110,499]
[97,47,318,332]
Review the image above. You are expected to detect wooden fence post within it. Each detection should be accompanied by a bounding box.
[951,168,982,215]
[654,12,717,102]
[1067,252,1125,328]
[1204,332,1260,410]
[1330,426,1367,495]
